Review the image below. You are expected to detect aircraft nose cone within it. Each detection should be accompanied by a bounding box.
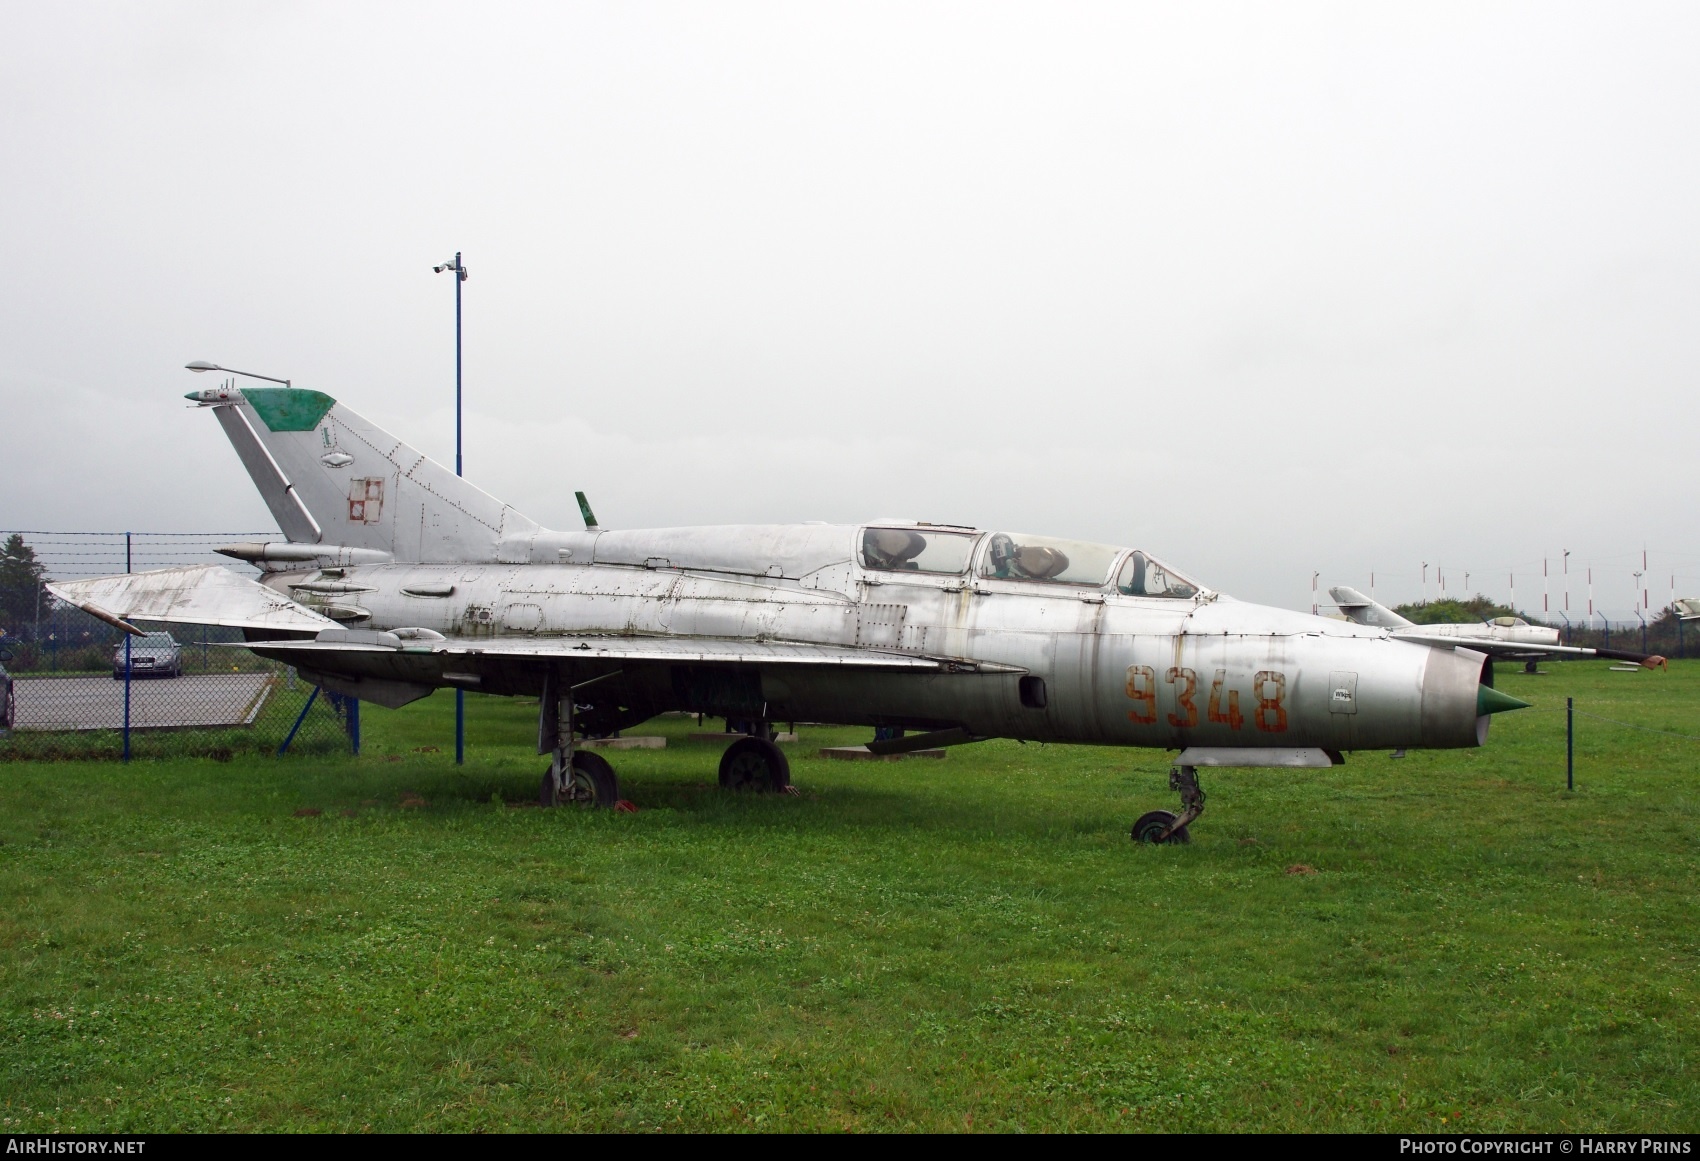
[1477,685,1531,716]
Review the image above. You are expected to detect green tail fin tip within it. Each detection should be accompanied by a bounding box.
[575,491,599,530]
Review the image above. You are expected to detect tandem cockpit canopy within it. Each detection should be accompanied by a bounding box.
[1112,550,1200,599]
[860,526,978,573]
[983,533,1120,585]
[859,526,1204,598]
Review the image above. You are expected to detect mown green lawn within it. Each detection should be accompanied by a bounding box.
[0,661,1696,1132]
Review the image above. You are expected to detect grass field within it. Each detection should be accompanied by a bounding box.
[1,661,1697,1132]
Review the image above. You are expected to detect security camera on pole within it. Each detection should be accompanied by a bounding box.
[434,253,469,765]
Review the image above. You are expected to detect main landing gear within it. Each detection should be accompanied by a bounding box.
[541,750,619,808]
[533,675,798,806]
[719,733,791,793]
[1131,765,1205,845]
[536,670,621,809]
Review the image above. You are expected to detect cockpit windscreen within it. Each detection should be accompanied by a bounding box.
[1115,551,1200,599]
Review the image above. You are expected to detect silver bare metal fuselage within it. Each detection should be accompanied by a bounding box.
[253,523,1488,753]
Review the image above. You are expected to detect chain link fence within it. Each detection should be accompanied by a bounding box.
[0,531,355,761]
[1542,615,1692,659]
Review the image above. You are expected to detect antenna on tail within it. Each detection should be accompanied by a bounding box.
[575,491,601,532]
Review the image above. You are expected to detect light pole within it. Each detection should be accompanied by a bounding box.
[433,255,468,477]
[184,361,292,387]
[1634,570,1647,652]
[435,253,468,763]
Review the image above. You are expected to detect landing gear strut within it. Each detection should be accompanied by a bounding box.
[541,750,619,807]
[1131,765,1205,844]
[536,668,621,809]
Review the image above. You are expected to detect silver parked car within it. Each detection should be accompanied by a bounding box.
[111,632,183,679]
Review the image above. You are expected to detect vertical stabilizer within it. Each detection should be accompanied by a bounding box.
[195,387,547,563]
[1329,586,1414,628]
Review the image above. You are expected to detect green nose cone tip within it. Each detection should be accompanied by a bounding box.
[1478,685,1532,716]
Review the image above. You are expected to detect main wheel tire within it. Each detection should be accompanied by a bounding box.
[539,750,620,808]
[718,735,792,793]
[1131,809,1190,845]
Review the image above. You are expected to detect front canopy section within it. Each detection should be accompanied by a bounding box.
[856,523,1208,598]
[982,533,1123,585]
[979,534,1207,598]
[1112,550,1202,599]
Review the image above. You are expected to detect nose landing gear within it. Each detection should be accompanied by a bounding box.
[1131,765,1205,844]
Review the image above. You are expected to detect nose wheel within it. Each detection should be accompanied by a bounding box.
[1131,809,1189,844]
[1131,765,1205,844]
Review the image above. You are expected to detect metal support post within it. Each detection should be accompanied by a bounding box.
[1566,697,1574,791]
[278,686,320,756]
[122,531,132,762]
[349,698,361,755]
[453,251,466,766]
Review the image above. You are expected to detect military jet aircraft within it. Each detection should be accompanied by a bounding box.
[1330,586,1667,669]
[51,384,1582,843]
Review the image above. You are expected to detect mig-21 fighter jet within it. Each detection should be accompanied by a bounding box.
[50,382,1618,843]
[1329,586,1667,670]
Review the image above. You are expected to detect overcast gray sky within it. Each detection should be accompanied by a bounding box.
[4,2,1698,615]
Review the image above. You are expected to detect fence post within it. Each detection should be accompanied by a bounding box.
[122,528,132,763]
[349,698,361,755]
[1566,696,1574,792]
